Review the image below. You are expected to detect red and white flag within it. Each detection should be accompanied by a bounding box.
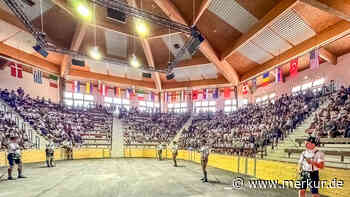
[289,58,298,77]
[10,63,23,78]
[98,81,107,96]
[242,83,249,95]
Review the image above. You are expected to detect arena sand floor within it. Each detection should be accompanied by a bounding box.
[0,158,322,197]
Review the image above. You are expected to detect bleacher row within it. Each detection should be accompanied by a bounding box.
[0,88,113,149]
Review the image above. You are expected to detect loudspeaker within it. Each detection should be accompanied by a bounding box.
[33,45,48,58]
[21,0,35,7]
[72,59,85,67]
[142,72,152,78]
[166,73,175,80]
[107,8,127,23]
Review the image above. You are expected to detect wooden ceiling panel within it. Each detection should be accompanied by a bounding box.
[197,10,242,55]
[32,6,77,49]
[80,28,107,58]
[236,0,281,19]
[324,35,350,56]
[147,37,173,67]
[293,2,341,33]
[226,51,259,75]
[127,37,148,66]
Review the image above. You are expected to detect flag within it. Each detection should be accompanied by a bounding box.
[310,49,320,69]
[150,92,155,102]
[10,63,23,78]
[262,72,269,86]
[126,88,130,99]
[33,69,42,84]
[290,58,299,77]
[171,92,176,103]
[136,90,145,101]
[85,82,93,94]
[233,86,238,100]
[275,67,283,83]
[213,88,219,99]
[181,90,184,102]
[223,88,231,98]
[72,81,80,93]
[129,88,135,100]
[49,75,58,88]
[99,83,107,96]
[192,90,198,100]
[252,78,257,93]
[242,83,249,95]
[114,87,121,97]
[202,89,208,100]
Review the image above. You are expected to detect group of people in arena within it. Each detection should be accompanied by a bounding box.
[307,85,350,138]
[178,88,325,156]
[0,87,112,149]
[121,107,190,144]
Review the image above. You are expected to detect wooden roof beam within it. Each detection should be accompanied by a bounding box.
[300,0,350,22]
[221,0,298,60]
[0,42,60,74]
[192,0,212,26]
[61,23,87,77]
[69,69,155,89]
[319,47,338,65]
[153,0,239,85]
[241,20,350,81]
[126,0,162,91]
[163,76,229,90]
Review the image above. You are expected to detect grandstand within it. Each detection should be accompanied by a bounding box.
[0,0,350,197]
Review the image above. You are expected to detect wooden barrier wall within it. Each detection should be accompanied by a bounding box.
[124,148,350,197]
[1,148,349,197]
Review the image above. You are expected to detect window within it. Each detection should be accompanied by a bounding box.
[313,78,325,87]
[63,91,95,109]
[104,96,130,112]
[224,99,237,113]
[238,99,248,108]
[292,86,302,94]
[139,101,159,113]
[302,82,313,90]
[104,97,113,103]
[169,102,187,113]
[193,101,216,113]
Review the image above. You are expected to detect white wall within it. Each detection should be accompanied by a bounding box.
[0,66,59,103]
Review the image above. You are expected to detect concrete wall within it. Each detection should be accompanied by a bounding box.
[0,66,59,103]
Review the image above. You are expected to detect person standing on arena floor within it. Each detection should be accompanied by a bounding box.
[298,136,325,197]
[157,142,163,160]
[46,139,55,167]
[199,140,210,183]
[171,141,178,167]
[7,136,26,180]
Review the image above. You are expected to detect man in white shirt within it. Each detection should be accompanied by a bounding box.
[7,136,26,180]
[46,139,55,167]
[298,137,325,197]
[199,140,210,183]
[171,141,178,167]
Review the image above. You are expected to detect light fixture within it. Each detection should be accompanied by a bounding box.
[77,3,90,18]
[130,54,140,68]
[135,19,149,37]
[89,46,102,60]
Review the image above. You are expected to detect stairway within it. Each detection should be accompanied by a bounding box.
[263,100,350,168]
[111,117,125,158]
[169,116,193,146]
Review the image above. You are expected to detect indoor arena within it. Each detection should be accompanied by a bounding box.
[0,0,350,197]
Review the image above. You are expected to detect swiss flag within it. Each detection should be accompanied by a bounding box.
[10,63,23,78]
[289,58,298,77]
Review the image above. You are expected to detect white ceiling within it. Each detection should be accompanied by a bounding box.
[174,64,218,82]
[104,30,128,58]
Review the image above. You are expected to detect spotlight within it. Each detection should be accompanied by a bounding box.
[33,44,48,58]
[135,19,149,37]
[89,46,102,60]
[130,55,140,68]
[77,4,90,18]
[166,72,175,80]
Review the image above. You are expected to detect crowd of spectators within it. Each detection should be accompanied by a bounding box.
[121,107,190,144]
[0,88,112,148]
[308,86,350,138]
[179,88,328,156]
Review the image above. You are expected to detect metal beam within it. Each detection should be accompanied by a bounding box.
[192,0,212,26]
[154,0,239,85]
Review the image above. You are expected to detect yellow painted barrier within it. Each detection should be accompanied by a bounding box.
[122,148,350,197]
